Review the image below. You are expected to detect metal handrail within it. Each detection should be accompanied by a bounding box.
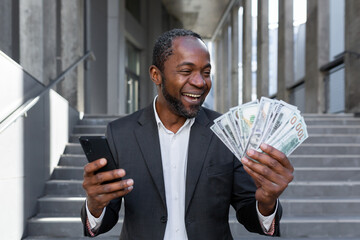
[0,51,95,133]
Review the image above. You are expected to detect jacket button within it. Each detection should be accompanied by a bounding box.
[160,216,167,223]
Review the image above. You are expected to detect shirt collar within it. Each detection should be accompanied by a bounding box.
[153,96,195,133]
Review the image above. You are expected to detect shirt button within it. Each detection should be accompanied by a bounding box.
[160,216,167,223]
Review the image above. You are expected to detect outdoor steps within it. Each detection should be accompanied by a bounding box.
[25,114,360,239]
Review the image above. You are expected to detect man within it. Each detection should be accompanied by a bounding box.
[81,29,294,239]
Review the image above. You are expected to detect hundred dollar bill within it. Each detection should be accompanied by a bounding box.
[267,116,308,156]
[229,106,243,149]
[210,123,241,160]
[265,110,302,146]
[259,100,281,143]
[213,115,243,158]
[261,100,298,144]
[225,111,244,153]
[243,97,274,158]
[237,101,259,149]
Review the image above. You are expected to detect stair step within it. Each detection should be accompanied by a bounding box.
[51,166,84,180]
[303,113,355,118]
[306,134,360,143]
[26,215,360,238]
[305,118,360,125]
[38,197,85,217]
[37,196,125,217]
[73,125,106,134]
[43,179,360,206]
[279,198,360,217]
[282,181,360,198]
[293,167,360,181]
[307,125,360,134]
[64,144,84,155]
[227,198,360,217]
[52,166,360,181]
[292,143,360,155]
[59,154,87,167]
[289,155,360,167]
[77,117,119,125]
[27,217,121,237]
[69,133,104,143]
[278,216,360,238]
[45,180,85,196]
[230,216,360,238]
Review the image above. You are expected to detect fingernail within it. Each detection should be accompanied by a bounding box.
[117,169,124,176]
[127,186,133,191]
[247,149,255,156]
[261,143,268,150]
[127,179,134,185]
[100,158,106,165]
[241,157,248,164]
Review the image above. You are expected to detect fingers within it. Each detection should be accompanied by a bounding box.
[87,178,134,199]
[260,143,294,173]
[86,179,134,216]
[84,158,107,177]
[90,169,126,185]
[241,144,295,202]
[242,156,291,190]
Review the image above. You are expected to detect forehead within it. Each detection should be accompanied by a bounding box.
[168,36,210,64]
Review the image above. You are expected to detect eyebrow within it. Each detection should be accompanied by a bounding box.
[176,62,212,69]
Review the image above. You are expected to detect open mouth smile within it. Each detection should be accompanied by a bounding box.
[182,93,202,102]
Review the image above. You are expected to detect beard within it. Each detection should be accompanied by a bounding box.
[161,75,203,119]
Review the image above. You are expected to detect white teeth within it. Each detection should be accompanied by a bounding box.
[184,93,201,98]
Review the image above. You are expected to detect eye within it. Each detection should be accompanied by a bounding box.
[203,69,211,77]
[179,69,192,75]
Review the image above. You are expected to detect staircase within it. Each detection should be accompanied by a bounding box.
[25,114,360,239]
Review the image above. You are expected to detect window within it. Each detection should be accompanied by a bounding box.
[126,41,140,113]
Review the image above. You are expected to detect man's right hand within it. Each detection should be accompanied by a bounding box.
[82,158,134,218]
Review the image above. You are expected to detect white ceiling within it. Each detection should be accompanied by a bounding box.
[161,0,231,39]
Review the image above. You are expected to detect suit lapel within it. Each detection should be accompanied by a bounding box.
[185,108,213,213]
[134,105,167,208]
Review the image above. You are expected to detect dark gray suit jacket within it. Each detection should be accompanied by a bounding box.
[81,104,282,239]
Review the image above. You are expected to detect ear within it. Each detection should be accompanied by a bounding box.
[149,65,162,86]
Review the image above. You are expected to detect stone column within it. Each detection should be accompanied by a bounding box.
[277,0,293,101]
[213,35,224,112]
[145,0,163,107]
[19,0,44,82]
[107,0,123,114]
[304,0,329,113]
[43,0,57,86]
[231,2,240,106]
[242,0,252,102]
[345,0,360,113]
[0,0,13,57]
[257,0,269,98]
[57,0,84,111]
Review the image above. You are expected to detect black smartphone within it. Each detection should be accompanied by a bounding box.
[79,136,120,183]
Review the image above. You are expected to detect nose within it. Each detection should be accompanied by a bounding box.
[189,72,206,88]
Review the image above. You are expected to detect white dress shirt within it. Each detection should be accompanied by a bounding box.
[86,97,277,237]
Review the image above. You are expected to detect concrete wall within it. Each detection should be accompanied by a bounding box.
[86,0,181,115]
[0,51,79,239]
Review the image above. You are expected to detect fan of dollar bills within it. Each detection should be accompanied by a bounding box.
[210,97,308,161]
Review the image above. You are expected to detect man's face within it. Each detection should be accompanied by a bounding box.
[159,36,212,118]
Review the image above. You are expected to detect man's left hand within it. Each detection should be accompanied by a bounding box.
[241,143,294,216]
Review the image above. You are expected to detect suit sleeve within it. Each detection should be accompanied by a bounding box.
[230,157,282,236]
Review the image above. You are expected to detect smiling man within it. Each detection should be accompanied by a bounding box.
[81,29,294,240]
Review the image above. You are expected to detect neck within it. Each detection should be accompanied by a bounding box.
[155,97,187,133]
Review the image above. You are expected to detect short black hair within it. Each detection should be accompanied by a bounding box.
[152,29,203,72]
